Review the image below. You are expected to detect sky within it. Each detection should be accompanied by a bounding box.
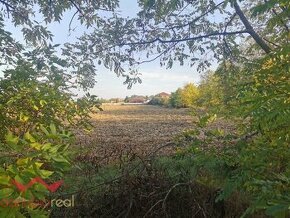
[2,1,218,99]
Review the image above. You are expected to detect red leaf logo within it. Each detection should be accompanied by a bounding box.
[12,177,64,192]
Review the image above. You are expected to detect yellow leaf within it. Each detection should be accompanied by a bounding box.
[40,100,47,107]
[16,158,30,166]
[24,132,36,142]
[30,142,42,150]
[0,175,11,185]
[27,202,40,209]
[35,162,44,168]
[33,105,39,110]
[20,112,29,122]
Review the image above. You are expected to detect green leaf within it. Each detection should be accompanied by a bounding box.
[30,142,42,150]
[7,165,18,174]
[31,183,49,200]
[0,188,14,199]
[40,125,49,135]
[39,100,47,107]
[51,155,70,164]
[42,143,52,151]
[0,175,11,185]
[50,123,56,135]
[5,131,19,146]
[0,208,23,218]
[39,169,54,178]
[27,208,48,218]
[24,132,36,143]
[16,157,30,166]
[33,105,39,110]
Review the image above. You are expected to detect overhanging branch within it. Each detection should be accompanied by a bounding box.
[233,0,271,53]
[69,0,85,17]
[165,1,225,30]
[118,30,250,47]
[0,0,15,10]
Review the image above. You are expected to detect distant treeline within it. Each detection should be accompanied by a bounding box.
[96,69,227,110]
[144,68,229,111]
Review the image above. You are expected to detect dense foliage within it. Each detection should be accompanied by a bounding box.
[0,62,98,216]
[0,125,72,217]
[174,45,290,217]
[0,2,103,216]
[196,70,225,111]
[148,95,169,106]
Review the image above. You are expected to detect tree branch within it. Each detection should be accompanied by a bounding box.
[68,10,78,32]
[165,1,225,30]
[222,13,237,57]
[118,30,249,47]
[262,37,280,48]
[233,0,271,54]
[69,0,85,17]
[0,0,15,10]
[136,42,178,65]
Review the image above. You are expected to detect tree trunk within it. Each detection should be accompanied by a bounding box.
[233,0,272,54]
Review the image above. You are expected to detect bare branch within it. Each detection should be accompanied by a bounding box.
[143,200,163,218]
[68,10,78,33]
[262,37,281,48]
[136,42,178,65]
[222,13,237,58]
[162,183,190,214]
[118,30,250,47]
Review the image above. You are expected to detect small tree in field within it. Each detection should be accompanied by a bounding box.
[169,84,199,108]
[169,88,183,108]
[197,71,224,110]
[180,83,199,108]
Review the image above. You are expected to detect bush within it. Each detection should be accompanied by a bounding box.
[148,96,169,106]
[50,154,251,218]
[0,62,98,217]
[169,83,199,108]
[175,46,290,217]
[0,63,99,139]
[0,125,72,217]
[197,70,225,111]
[169,88,184,108]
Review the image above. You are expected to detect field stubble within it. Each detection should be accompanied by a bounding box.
[76,105,193,164]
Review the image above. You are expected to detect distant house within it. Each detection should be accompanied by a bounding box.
[156,92,171,98]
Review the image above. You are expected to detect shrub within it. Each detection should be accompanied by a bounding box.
[0,62,98,217]
[0,63,98,140]
[169,83,199,108]
[148,96,169,106]
[175,46,290,217]
[0,125,72,217]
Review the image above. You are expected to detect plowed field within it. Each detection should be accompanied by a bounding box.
[76,104,193,164]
